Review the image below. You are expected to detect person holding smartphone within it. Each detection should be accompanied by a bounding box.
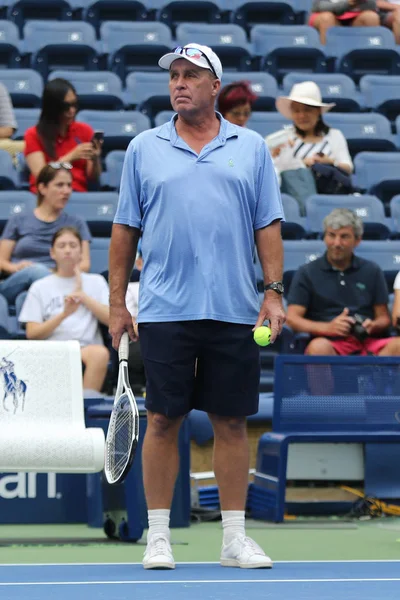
[24,78,103,193]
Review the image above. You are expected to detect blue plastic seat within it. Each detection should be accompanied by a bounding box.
[353,152,400,215]
[125,71,171,119]
[0,69,43,109]
[78,109,151,152]
[0,19,21,69]
[67,191,118,236]
[153,0,223,33]
[305,194,391,241]
[389,195,400,237]
[13,107,40,140]
[359,75,400,125]
[227,0,297,31]
[0,150,18,191]
[90,237,110,274]
[355,240,400,283]
[8,0,73,35]
[176,22,252,71]
[23,20,99,79]
[282,73,361,113]
[49,70,124,111]
[101,21,173,80]
[218,71,278,112]
[324,112,396,159]
[247,111,291,138]
[0,190,36,232]
[103,150,125,190]
[154,110,174,127]
[281,193,306,239]
[396,116,400,150]
[251,25,327,83]
[325,26,400,84]
[83,1,148,35]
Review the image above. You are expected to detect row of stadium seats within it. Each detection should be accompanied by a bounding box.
[4,69,400,126]
[0,21,399,80]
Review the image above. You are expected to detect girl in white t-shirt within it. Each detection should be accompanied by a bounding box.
[19,226,110,391]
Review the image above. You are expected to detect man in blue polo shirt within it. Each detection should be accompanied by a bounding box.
[109,43,285,570]
[287,208,400,357]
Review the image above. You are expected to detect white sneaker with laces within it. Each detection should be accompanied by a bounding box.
[143,534,175,570]
[220,535,273,569]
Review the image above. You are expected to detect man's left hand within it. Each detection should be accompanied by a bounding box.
[254,294,286,343]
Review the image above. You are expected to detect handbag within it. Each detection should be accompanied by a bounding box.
[280,167,317,215]
[311,163,354,195]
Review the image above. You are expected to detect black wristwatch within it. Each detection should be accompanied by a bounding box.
[264,281,284,295]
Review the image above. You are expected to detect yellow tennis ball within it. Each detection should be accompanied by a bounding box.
[253,326,271,346]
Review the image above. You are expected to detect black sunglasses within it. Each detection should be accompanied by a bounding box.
[173,46,218,79]
[62,100,78,111]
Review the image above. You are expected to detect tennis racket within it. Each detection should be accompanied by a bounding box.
[104,332,139,485]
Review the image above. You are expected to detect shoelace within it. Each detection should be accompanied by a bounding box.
[149,535,171,556]
[240,536,264,555]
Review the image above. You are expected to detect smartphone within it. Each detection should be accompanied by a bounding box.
[265,129,290,150]
[92,130,104,143]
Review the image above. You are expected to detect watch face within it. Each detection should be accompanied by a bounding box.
[266,282,284,294]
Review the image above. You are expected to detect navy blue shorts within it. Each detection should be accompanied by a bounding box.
[138,320,260,418]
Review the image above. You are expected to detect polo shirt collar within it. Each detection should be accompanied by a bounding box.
[321,251,362,272]
[156,111,238,146]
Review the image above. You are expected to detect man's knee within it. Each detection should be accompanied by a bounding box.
[147,411,182,439]
[209,414,247,441]
[379,338,400,356]
[305,337,336,355]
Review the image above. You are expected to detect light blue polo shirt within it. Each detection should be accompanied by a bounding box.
[114,114,284,325]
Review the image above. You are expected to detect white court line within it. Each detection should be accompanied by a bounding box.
[1,578,400,587]
[1,560,400,567]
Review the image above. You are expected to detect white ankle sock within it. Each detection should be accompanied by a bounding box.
[221,510,246,544]
[147,509,171,542]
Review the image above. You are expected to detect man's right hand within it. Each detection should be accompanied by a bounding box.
[13,260,33,272]
[324,308,355,337]
[109,305,137,350]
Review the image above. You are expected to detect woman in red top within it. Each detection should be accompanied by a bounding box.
[24,78,102,193]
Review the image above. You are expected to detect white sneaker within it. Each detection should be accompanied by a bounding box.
[220,535,273,569]
[143,534,175,570]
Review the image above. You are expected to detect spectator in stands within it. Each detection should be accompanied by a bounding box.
[377,0,400,43]
[217,81,257,127]
[391,270,400,329]
[125,246,146,395]
[286,208,400,356]
[272,82,353,177]
[310,0,380,44]
[19,227,109,392]
[24,78,102,193]
[0,82,24,162]
[0,163,91,304]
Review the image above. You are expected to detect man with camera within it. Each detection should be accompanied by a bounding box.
[286,208,400,356]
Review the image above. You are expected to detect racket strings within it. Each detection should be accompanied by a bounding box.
[106,400,136,480]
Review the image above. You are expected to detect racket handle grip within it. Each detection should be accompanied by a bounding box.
[119,331,130,362]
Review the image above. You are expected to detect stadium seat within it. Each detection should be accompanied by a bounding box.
[49,70,124,111]
[305,194,391,241]
[0,69,43,109]
[90,236,110,274]
[359,75,400,125]
[68,191,118,236]
[154,110,174,126]
[281,193,306,239]
[0,190,36,233]
[325,27,400,83]
[227,0,297,31]
[0,19,21,69]
[101,21,173,80]
[23,20,99,79]
[7,0,73,35]
[0,292,11,338]
[218,71,278,112]
[353,152,400,215]
[13,107,40,139]
[83,1,148,35]
[0,150,18,190]
[247,111,291,138]
[176,23,252,72]
[103,150,125,190]
[389,195,400,238]
[324,113,396,159]
[283,239,325,272]
[395,116,400,150]
[355,240,400,291]
[78,109,151,152]
[282,73,361,113]
[251,25,327,83]
[153,1,223,34]
[125,71,171,119]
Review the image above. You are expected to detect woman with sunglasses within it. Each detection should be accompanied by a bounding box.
[24,78,102,193]
[0,163,91,305]
[217,81,257,128]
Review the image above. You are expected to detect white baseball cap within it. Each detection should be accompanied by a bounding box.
[158,43,223,80]
[276,81,335,120]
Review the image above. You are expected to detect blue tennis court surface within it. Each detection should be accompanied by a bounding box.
[1,561,400,600]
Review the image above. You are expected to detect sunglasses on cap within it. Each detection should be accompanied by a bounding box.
[173,46,218,79]
[49,162,73,170]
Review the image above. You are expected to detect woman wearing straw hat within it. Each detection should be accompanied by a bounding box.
[271,81,353,177]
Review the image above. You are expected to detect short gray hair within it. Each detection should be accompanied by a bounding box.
[323,208,363,239]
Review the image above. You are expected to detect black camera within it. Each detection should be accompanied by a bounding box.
[351,313,368,342]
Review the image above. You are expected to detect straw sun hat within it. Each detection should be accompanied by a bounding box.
[276,81,335,120]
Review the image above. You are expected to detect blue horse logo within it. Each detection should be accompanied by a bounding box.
[0,357,27,414]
